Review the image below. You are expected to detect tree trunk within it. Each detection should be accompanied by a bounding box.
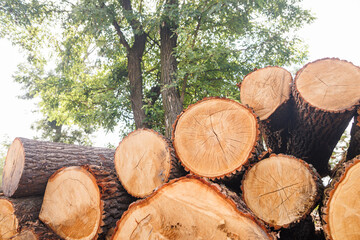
[39,165,135,240]
[347,108,360,160]
[112,176,275,239]
[322,156,360,240]
[172,97,263,179]
[0,196,59,240]
[239,66,293,153]
[2,137,114,197]
[128,33,148,129]
[241,154,322,229]
[288,58,360,177]
[114,128,185,198]
[160,0,183,138]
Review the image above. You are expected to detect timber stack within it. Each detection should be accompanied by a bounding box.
[1,58,359,240]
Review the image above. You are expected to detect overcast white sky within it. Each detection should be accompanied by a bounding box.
[0,0,360,148]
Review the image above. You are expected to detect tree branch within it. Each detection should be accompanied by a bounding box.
[112,20,131,52]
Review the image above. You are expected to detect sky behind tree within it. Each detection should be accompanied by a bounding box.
[0,0,359,147]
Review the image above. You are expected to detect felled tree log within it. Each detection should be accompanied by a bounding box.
[172,97,263,179]
[0,196,59,240]
[112,176,275,239]
[289,58,360,176]
[347,108,360,160]
[9,221,60,240]
[322,156,360,240]
[2,137,115,197]
[39,165,134,240]
[242,154,322,229]
[114,128,185,198]
[239,66,293,153]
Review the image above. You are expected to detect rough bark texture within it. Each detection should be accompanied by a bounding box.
[241,154,323,229]
[112,176,275,240]
[160,0,183,138]
[114,129,186,198]
[39,165,135,240]
[172,97,263,179]
[10,221,60,240]
[287,58,360,177]
[321,156,360,240]
[347,108,360,160]
[0,196,59,240]
[2,137,115,197]
[239,66,294,153]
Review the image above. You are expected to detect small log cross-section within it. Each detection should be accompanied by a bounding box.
[172,97,262,179]
[0,196,59,240]
[114,128,185,198]
[289,58,360,176]
[242,154,322,229]
[239,66,293,153]
[112,176,275,240]
[322,156,360,240]
[39,165,135,240]
[2,137,115,197]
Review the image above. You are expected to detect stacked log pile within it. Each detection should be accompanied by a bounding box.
[1,58,360,239]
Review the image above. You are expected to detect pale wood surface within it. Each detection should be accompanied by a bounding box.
[173,98,260,178]
[296,58,360,111]
[112,176,273,240]
[240,66,292,120]
[242,155,321,228]
[0,199,18,239]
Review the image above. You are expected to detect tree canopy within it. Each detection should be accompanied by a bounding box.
[0,0,314,143]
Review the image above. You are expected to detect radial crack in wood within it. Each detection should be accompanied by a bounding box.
[172,97,261,178]
[242,154,322,229]
[112,176,275,240]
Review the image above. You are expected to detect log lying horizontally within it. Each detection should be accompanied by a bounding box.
[289,58,360,176]
[172,97,263,179]
[114,128,185,198]
[2,137,115,197]
[239,66,293,153]
[112,176,275,239]
[39,165,134,240]
[241,154,322,229]
[322,156,360,240]
[0,196,59,240]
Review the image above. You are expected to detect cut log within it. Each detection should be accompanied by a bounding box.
[9,221,60,240]
[172,97,263,179]
[239,66,293,153]
[0,196,59,239]
[347,108,360,160]
[322,156,360,240]
[242,154,322,229]
[112,176,275,239]
[289,58,360,176]
[2,137,115,197]
[39,165,134,240]
[114,128,185,198]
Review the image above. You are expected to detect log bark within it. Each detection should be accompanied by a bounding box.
[241,154,322,229]
[111,176,275,239]
[321,156,360,240]
[39,165,135,240]
[239,66,294,153]
[172,97,263,179]
[288,58,360,177]
[347,108,360,160]
[2,137,115,197]
[114,128,185,198]
[0,196,59,240]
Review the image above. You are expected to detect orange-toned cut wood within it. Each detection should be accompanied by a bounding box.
[240,66,292,120]
[173,97,261,178]
[322,157,360,240]
[295,58,360,111]
[0,198,18,239]
[112,176,275,240]
[115,129,184,198]
[39,165,134,240]
[242,154,322,229]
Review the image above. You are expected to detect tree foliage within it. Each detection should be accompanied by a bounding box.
[0,0,314,142]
